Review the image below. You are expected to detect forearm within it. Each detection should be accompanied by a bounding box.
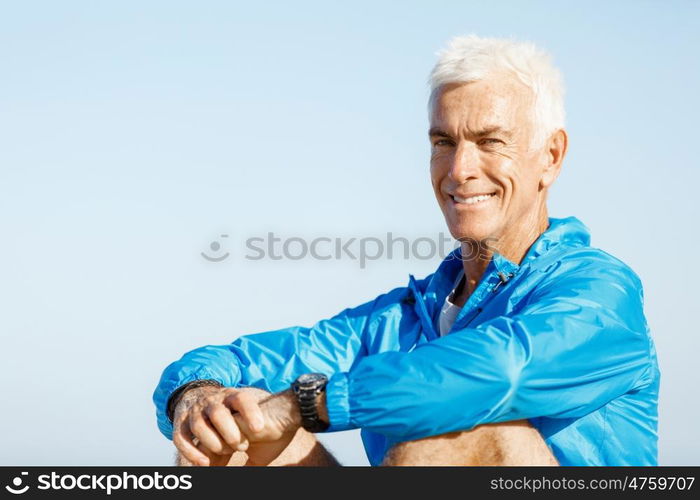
[258,389,329,428]
[154,320,366,440]
[323,313,649,441]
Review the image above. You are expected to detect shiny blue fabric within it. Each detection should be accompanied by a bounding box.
[153,216,659,465]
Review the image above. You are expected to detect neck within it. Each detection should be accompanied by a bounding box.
[459,207,550,299]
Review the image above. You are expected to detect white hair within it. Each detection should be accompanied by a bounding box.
[428,35,566,148]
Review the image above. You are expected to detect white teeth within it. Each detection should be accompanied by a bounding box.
[453,193,495,205]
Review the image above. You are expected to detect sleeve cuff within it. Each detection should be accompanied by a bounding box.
[325,372,353,432]
[154,369,227,441]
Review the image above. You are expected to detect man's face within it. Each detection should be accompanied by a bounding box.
[429,76,550,245]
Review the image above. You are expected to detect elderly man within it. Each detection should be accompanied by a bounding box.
[153,35,659,466]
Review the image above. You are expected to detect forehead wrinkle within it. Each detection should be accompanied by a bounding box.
[429,122,516,141]
[454,121,516,142]
[431,77,534,143]
[469,125,514,139]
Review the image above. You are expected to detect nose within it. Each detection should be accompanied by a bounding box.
[449,142,481,184]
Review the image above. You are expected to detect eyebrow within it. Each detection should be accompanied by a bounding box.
[428,127,451,138]
[428,126,514,140]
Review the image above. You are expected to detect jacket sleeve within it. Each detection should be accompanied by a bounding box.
[324,260,654,441]
[152,286,408,440]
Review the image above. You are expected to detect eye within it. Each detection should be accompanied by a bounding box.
[433,139,454,147]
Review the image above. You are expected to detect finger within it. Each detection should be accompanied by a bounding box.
[173,418,210,466]
[206,404,244,450]
[189,411,234,456]
[226,391,265,433]
[196,441,231,467]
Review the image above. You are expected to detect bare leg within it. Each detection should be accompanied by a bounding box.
[175,427,340,466]
[382,420,558,466]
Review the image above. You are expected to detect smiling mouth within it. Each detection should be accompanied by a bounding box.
[450,192,497,205]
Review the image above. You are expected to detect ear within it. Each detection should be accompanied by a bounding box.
[540,129,568,189]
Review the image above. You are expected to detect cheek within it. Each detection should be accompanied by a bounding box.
[487,158,520,194]
[489,157,539,196]
[430,150,449,170]
[429,156,449,190]
[429,164,439,191]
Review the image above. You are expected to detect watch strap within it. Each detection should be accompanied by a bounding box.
[292,374,329,432]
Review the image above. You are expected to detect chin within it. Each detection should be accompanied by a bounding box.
[448,219,499,244]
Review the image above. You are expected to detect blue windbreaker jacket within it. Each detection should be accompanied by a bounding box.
[153,216,660,466]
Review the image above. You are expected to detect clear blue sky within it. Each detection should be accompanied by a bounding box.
[0,0,698,465]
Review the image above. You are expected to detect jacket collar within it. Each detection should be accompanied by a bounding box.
[408,216,591,337]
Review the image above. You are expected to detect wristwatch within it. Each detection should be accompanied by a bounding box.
[291,373,330,432]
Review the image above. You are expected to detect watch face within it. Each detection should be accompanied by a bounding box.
[296,373,326,387]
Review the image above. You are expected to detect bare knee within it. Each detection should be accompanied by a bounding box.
[175,427,339,467]
[265,428,339,466]
[382,420,558,466]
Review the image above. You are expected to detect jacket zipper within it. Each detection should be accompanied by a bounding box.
[463,271,515,328]
[491,271,515,293]
[464,306,483,327]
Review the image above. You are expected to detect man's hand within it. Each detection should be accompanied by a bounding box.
[231,389,304,466]
[172,385,270,466]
